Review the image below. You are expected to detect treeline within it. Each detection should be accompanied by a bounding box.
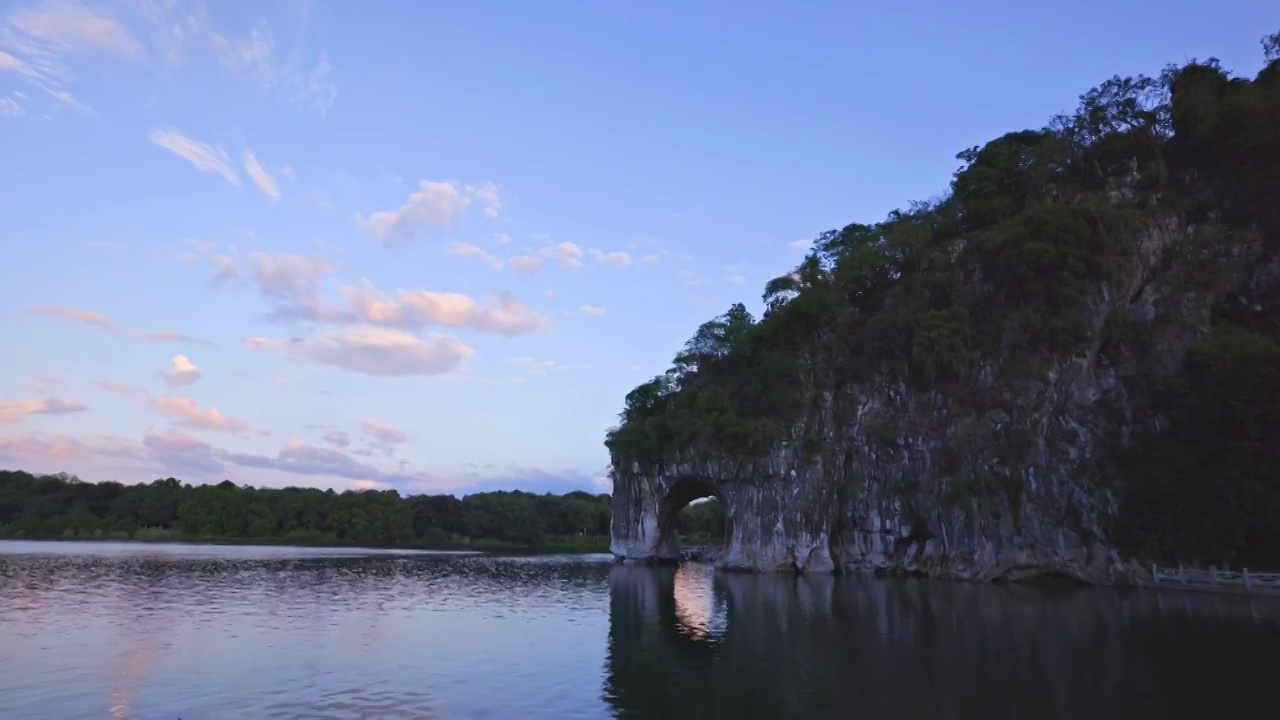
[0,469,611,549]
[608,34,1280,569]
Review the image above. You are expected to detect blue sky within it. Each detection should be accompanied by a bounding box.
[1,1,1274,496]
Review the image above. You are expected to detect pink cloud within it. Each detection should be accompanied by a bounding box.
[26,306,195,342]
[361,419,407,444]
[340,282,549,336]
[151,395,270,436]
[246,326,474,377]
[0,396,88,425]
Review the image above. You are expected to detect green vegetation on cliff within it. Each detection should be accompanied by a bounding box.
[607,34,1280,569]
[0,469,611,551]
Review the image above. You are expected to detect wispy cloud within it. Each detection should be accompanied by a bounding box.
[211,20,337,114]
[6,1,142,59]
[0,0,140,113]
[143,428,226,478]
[506,356,592,378]
[356,180,502,246]
[446,242,503,270]
[361,419,407,445]
[587,248,632,266]
[507,255,543,277]
[148,128,240,185]
[786,238,811,251]
[539,241,583,269]
[680,270,711,289]
[0,395,87,425]
[222,438,439,489]
[0,95,22,116]
[578,305,607,316]
[26,305,195,342]
[341,282,550,336]
[0,50,37,77]
[246,326,474,377]
[242,150,280,200]
[321,429,350,448]
[245,249,349,323]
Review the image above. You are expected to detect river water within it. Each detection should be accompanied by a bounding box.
[1,541,1276,719]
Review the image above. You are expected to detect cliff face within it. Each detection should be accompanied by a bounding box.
[612,216,1202,583]
[608,53,1280,582]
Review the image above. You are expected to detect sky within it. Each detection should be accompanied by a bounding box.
[1,1,1275,497]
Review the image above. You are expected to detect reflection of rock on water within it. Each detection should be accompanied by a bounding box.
[604,567,1280,719]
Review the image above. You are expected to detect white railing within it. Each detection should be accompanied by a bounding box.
[1150,564,1280,593]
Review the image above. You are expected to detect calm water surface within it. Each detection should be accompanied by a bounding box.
[1,540,1277,719]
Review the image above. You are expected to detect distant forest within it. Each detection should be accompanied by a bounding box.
[0,469,725,550]
[0,469,615,549]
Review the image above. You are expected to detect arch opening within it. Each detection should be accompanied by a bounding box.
[657,478,724,561]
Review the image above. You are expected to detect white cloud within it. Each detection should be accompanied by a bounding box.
[148,128,239,185]
[162,354,202,388]
[0,96,20,116]
[0,396,87,425]
[446,242,503,270]
[468,180,502,218]
[341,282,549,336]
[246,326,474,377]
[681,270,711,288]
[241,249,351,323]
[786,238,811,251]
[181,240,241,286]
[588,248,632,266]
[243,150,280,200]
[725,263,747,284]
[280,164,295,179]
[507,255,543,277]
[356,180,502,246]
[540,241,583,269]
[247,250,335,299]
[26,305,194,342]
[506,356,592,377]
[488,232,512,245]
[639,254,660,265]
[578,305,607,316]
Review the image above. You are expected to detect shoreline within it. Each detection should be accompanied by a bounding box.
[0,533,611,556]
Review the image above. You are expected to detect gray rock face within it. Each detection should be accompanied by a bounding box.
[610,211,1270,584]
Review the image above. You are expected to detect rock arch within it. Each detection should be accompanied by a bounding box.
[609,471,721,563]
[609,461,838,572]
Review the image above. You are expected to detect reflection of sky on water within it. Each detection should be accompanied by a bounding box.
[672,564,728,642]
[0,543,612,719]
